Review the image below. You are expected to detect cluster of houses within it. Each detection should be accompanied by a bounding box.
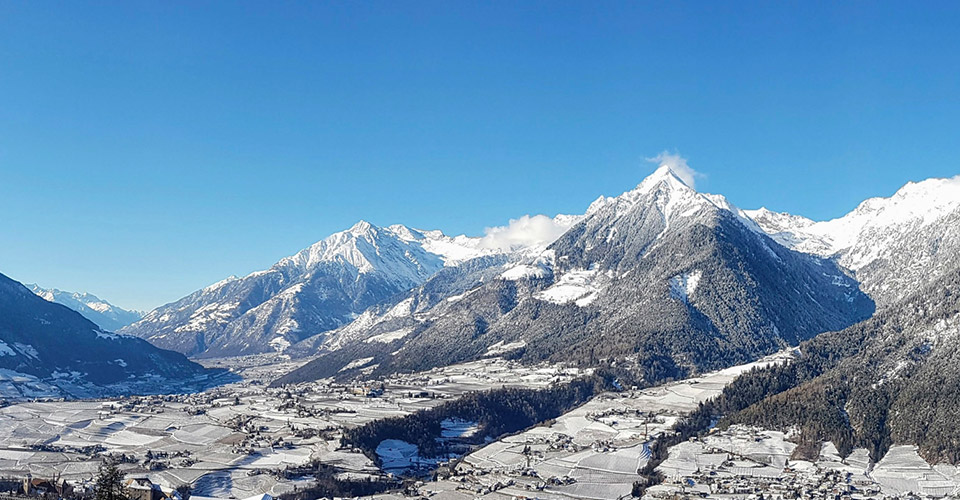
[19,476,73,498]
[12,473,273,500]
[650,469,885,499]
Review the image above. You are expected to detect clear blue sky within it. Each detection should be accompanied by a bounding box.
[2,2,959,311]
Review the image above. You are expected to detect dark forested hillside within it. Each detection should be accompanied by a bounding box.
[710,266,960,462]
[0,272,227,399]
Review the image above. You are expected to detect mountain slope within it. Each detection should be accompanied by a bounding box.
[721,264,960,463]
[121,222,502,358]
[747,175,960,306]
[27,284,143,331]
[284,252,514,358]
[276,166,874,385]
[0,272,224,400]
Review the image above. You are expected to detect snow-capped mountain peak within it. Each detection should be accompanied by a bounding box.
[274,221,440,281]
[348,219,375,234]
[749,175,960,258]
[587,164,696,216]
[847,175,960,228]
[585,164,766,237]
[124,220,506,357]
[280,164,873,384]
[639,164,695,192]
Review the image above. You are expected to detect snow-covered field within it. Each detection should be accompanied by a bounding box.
[360,349,960,499]
[0,354,584,499]
[646,429,960,499]
[359,351,795,499]
[3,348,957,499]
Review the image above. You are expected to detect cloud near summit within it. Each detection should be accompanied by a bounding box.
[479,214,576,251]
[647,151,702,189]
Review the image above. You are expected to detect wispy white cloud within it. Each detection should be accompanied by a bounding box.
[479,214,577,251]
[646,151,702,189]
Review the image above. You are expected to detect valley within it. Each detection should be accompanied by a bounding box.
[3,169,960,500]
[7,346,956,499]
[7,6,960,499]
[0,354,586,498]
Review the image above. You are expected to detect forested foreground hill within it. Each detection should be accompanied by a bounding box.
[704,265,960,463]
[0,272,230,399]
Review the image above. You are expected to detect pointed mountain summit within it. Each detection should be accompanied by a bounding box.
[121,222,500,358]
[277,166,874,385]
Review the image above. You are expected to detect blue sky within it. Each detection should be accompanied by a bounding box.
[2,2,959,310]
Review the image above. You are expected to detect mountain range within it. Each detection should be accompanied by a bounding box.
[119,220,575,358]
[27,284,144,331]
[104,168,960,397]
[0,273,227,400]
[5,164,959,439]
[633,173,960,467]
[276,166,874,384]
[746,175,960,306]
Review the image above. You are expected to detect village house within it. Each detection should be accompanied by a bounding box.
[123,476,169,500]
[22,474,72,497]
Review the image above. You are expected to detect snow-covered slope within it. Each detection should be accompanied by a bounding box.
[27,285,143,331]
[123,219,573,358]
[746,175,960,305]
[0,272,226,400]
[277,166,873,384]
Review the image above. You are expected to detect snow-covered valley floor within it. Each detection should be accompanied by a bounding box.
[359,350,960,500]
[0,354,584,498]
[2,350,956,499]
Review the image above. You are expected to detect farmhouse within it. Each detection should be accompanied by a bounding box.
[123,476,169,500]
[21,475,72,497]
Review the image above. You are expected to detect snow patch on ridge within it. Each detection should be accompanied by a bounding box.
[535,267,605,307]
[0,341,16,357]
[669,270,702,304]
[499,264,549,281]
[485,340,527,356]
[269,336,292,352]
[340,357,375,372]
[364,328,414,344]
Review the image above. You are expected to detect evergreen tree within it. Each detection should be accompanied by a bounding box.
[175,484,192,500]
[94,461,126,500]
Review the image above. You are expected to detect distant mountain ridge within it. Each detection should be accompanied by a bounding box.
[27,284,143,331]
[746,175,960,306]
[276,166,874,385]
